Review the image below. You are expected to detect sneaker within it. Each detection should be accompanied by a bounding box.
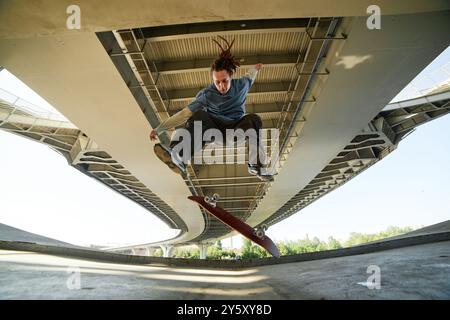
[247,164,259,176]
[154,143,185,174]
[248,164,274,182]
[257,172,274,182]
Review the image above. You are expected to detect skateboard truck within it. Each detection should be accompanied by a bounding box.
[253,224,268,239]
[204,193,220,208]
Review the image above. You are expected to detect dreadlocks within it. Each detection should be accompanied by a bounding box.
[211,36,240,76]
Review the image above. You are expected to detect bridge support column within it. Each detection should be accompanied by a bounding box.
[146,247,156,256]
[160,245,174,258]
[197,243,210,260]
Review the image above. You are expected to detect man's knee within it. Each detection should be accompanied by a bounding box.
[189,109,209,121]
[243,113,262,128]
[185,109,209,129]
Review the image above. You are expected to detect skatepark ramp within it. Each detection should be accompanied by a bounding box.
[1,221,449,299]
[1,220,449,269]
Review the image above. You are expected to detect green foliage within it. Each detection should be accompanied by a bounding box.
[241,238,270,258]
[327,236,343,250]
[344,225,414,247]
[207,245,223,259]
[207,242,237,259]
[242,225,414,258]
[174,247,200,259]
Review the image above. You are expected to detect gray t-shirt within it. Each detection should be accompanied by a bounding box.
[187,76,255,121]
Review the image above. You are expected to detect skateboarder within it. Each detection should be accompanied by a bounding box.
[150,36,273,181]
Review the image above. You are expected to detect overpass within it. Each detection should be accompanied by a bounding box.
[0,1,449,257]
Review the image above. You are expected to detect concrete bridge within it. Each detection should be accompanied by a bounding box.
[0,1,449,257]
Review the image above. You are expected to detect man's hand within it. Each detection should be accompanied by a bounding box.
[255,63,263,71]
[149,129,158,142]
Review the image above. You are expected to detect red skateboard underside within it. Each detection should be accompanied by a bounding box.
[188,196,280,258]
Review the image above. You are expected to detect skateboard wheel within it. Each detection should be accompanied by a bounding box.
[255,229,265,239]
[261,224,268,232]
[212,193,220,201]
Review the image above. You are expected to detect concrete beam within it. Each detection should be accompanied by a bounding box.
[139,18,308,42]
[1,1,449,39]
[0,32,205,243]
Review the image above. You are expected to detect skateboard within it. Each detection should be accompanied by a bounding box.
[188,194,280,258]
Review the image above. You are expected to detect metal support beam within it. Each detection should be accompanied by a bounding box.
[166,81,291,102]
[155,54,299,75]
[137,18,309,42]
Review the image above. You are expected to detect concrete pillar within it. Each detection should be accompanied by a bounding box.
[160,245,174,258]
[146,247,156,256]
[197,243,210,260]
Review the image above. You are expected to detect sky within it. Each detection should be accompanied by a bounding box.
[0,47,449,248]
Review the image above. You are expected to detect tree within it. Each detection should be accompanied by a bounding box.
[344,226,414,247]
[152,225,414,259]
[241,238,263,258]
[153,248,163,257]
[327,236,342,250]
[207,245,223,259]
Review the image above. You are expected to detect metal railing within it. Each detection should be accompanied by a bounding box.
[391,61,450,102]
[0,87,68,122]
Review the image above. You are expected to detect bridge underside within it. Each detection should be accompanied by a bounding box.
[0,2,449,248]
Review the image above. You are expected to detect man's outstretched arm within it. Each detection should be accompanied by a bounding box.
[149,107,193,141]
[150,89,206,141]
[244,63,262,84]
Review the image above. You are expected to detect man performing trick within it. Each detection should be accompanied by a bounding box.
[149,36,274,182]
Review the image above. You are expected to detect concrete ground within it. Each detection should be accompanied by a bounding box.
[1,240,449,299]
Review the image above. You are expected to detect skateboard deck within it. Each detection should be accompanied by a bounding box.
[188,196,280,258]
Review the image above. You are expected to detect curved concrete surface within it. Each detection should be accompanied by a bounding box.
[0,31,205,243]
[0,223,77,248]
[0,240,449,299]
[1,221,449,299]
[1,0,449,40]
[1,220,449,268]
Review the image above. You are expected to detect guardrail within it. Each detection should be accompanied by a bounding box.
[0,87,68,122]
[392,61,450,102]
